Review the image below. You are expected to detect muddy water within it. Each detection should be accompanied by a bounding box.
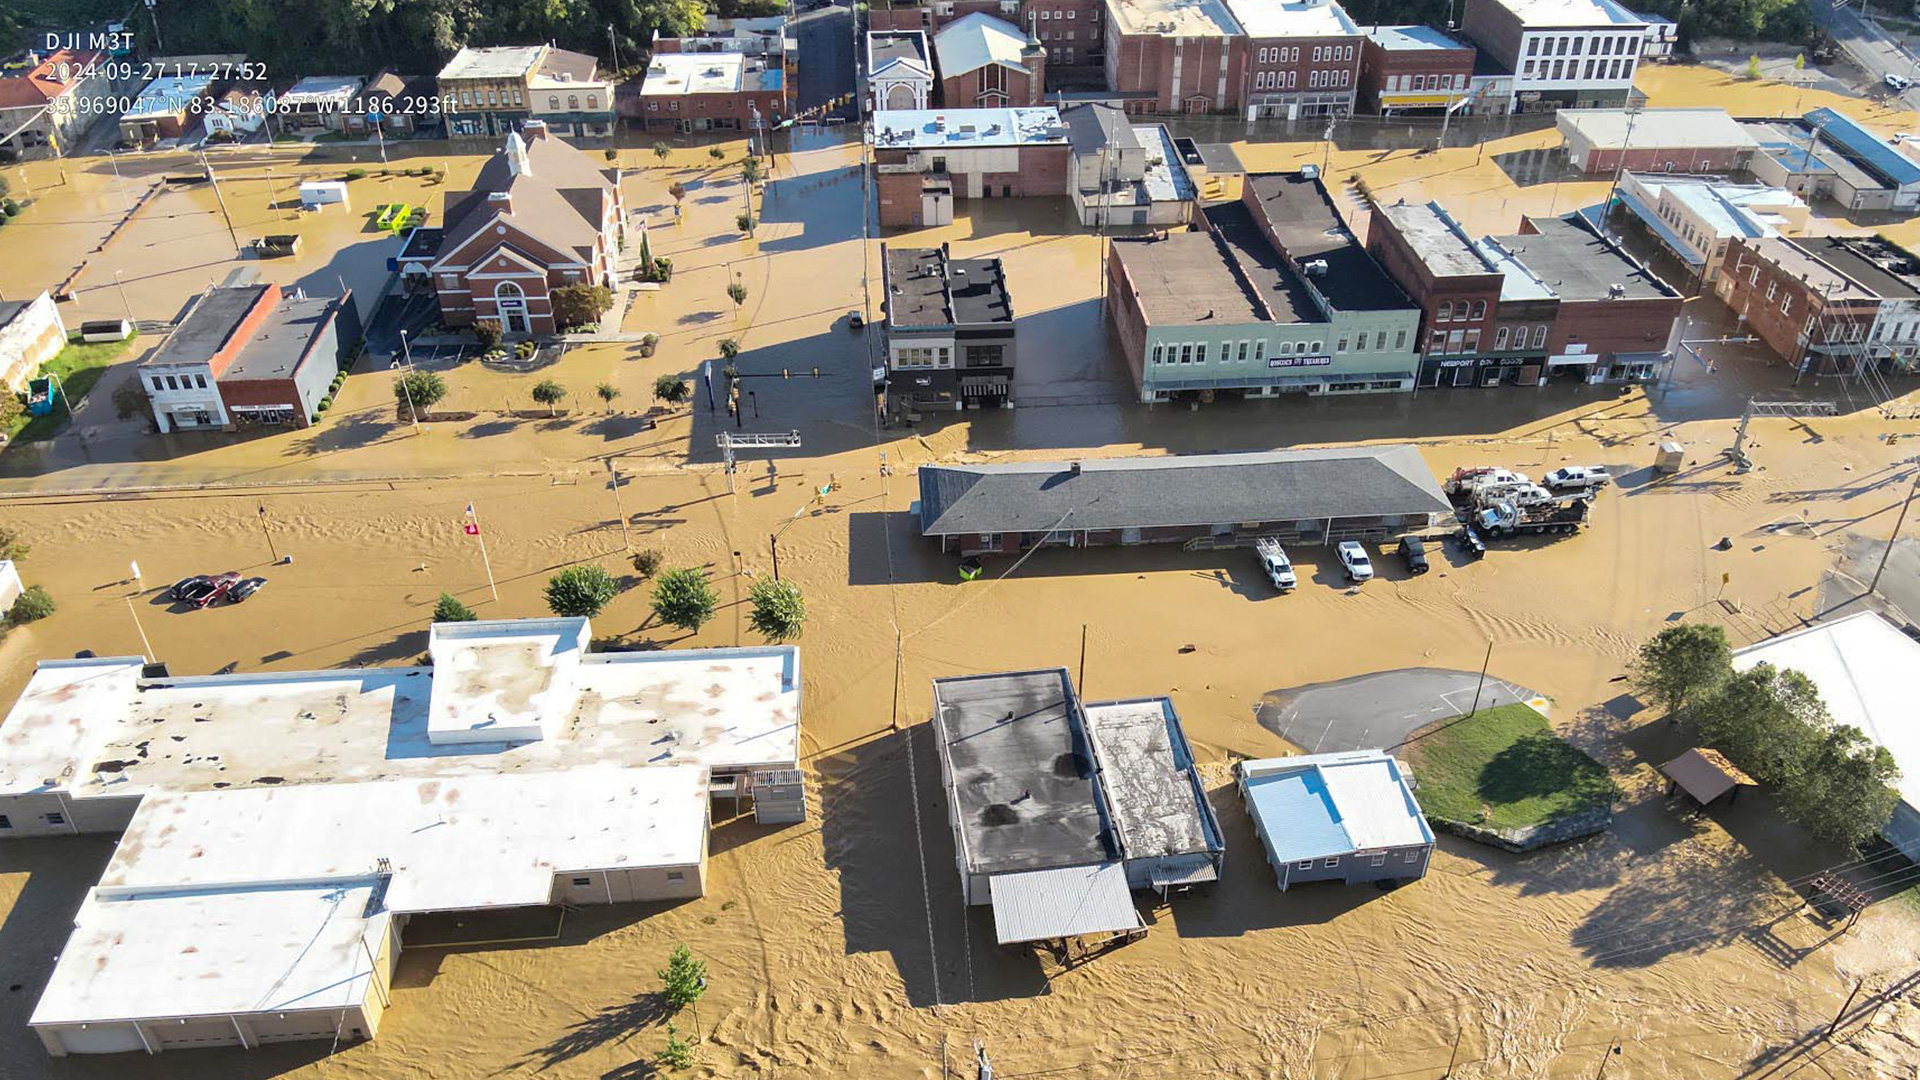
[0,74,1918,1079]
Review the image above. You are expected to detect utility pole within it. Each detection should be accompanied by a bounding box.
[1468,640,1494,716]
[1827,978,1866,1038]
[1870,461,1920,595]
[256,502,278,563]
[126,561,155,660]
[201,152,241,253]
[1602,105,1641,219]
[1592,1038,1620,1079]
[1078,623,1088,692]
[608,461,632,552]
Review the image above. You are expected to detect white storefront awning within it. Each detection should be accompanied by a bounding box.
[988,863,1143,945]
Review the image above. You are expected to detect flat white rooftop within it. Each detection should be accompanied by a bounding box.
[1560,107,1759,151]
[32,880,390,1028]
[97,765,709,911]
[642,52,750,94]
[1106,0,1241,39]
[0,618,800,804]
[1224,0,1360,40]
[1489,0,1646,27]
[871,107,1067,149]
[1734,612,1920,811]
[440,45,545,81]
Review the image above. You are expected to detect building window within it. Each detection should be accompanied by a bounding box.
[978,532,1001,548]
[1469,300,1486,320]
[1237,341,1249,361]
[667,870,685,881]
[1393,330,1405,350]
[1313,46,1323,61]
[1527,38,1539,55]
[1404,850,1421,862]
[1336,336,1348,353]
[573,876,591,886]
[461,90,472,105]
[550,95,560,108]
[1254,340,1266,361]
[1781,296,1791,315]
[1322,856,1340,867]
[45,812,64,826]
[1524,61,1535,77]
[1531,325,1547,349]
[513,90,523,105]
[1766,281,1778,301]
[0,815,9,829]
[487,89,498,105]
[1310,340,1323,354]
[1369,853,1387,867]
[1436,300,1452,321]
[1464,328,1481,353]
[1430,330,1447,353]
[1151,344,1164,364]
[1194,343,1207,363]
[1446,329,1465,353]
[1180,344,1193,363]
[587,94,598,108]
[569,94,579,109]
[1495,325,1510,350]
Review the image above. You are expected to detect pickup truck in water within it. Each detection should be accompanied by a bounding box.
[1476,497,1590,538]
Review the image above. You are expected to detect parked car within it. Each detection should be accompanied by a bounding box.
[175,576,223,605]
[227,577,268,603]
[1888,73,1912,92]
[1336,541,1374,583]
[1255,537,1296,592]
[847,310,865,330]
[192,571,242,609]
[1398,536,1429,574]
[170,573,211,601]
[1543,466,1611,492]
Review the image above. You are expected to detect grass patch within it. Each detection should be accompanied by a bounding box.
[6,335,136,443]
[1401,704,1617,831]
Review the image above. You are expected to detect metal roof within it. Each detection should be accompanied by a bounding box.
[989,863,1142,944]
[916,447,1449,536]
[933,12,1033,77]
[1557,108,1758,152]
[870,107,1067,149]
[1661,748,1753,804]
[1082,697,1221,863]
[439,45,546,81]
[1805,107,1920,187]
[1241,749,1433,864]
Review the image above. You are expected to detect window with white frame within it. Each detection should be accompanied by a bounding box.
[1322,856,1339,867]
[1531,325,1547,349]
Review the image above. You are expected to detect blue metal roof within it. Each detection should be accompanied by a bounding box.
[1244,769,1354,863]
[1805,107,1920,187]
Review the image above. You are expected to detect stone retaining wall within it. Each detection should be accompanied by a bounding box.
[1428,805,1613,853]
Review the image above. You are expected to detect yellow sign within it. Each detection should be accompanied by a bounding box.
[1382,94,1458,107]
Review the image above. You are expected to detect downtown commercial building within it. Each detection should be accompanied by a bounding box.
[1458,0,1647,114]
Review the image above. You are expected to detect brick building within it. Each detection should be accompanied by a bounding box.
[1358,25,1478,115]
[1558,107,1758,175]
[1227,0,1364,119]
[1366,200,1506,388]
[1022,0,1107,83]
[423,122,625,335]
[439,46,542,137]
[880,244,1017,411]
[868,0,1019,34]
[1104,0,1245,115]
[872,107,1070,227]
[636,51,786,133]
[935,13,1047,107]
[1482,216,1681,383]
[1714,235,1920,377]
[652,15,798,114]
[0,48,117,158]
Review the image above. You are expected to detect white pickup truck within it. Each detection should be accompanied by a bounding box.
[1255,537,1296,593]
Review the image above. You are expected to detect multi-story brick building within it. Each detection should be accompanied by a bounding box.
[869,0,1023,34]
[1481,216,1681,384]
[421,122,625,336]
[0,48,118,158]
[1227,0,1363,120]
[1104,0,1245,115]
[1715,235,1920,377]
[652,15,798,113]
[636,51,787,133]
[1460,0,1646,114]
[439,46,543,137]
[872,107,1070,226]
[1558,107,1758,176]
[934,13,1047,107]
[880,244,1017,411]
[1358,25,1479,116]
[1366,200,1506,388]
[1022,0,1107,82]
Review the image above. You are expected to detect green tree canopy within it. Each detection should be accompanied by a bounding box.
[532,379,567,415]
[651,567,717,632]
[658,944,708,1009]
[1694,663,1823,786]
[545,564,619,618]
[551,284,614,330]
[394,369,448,419]
[434,592,477,622]
[747,578,805,642]
[1629,623,1732,720]
[654,374,691,404]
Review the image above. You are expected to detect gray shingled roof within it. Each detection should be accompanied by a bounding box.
[916,447,1448,535]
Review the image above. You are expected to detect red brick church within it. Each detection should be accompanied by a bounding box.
[414,121,625,336]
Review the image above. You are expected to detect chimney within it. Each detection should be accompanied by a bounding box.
[522,119,549,141]
[488,191,513,214]
[1069,461,1082,475]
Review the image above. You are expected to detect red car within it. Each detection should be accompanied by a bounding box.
[193,571,242,609]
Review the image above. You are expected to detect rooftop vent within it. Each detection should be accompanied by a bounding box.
[1069,461,1082,474]
[1303,259,1329,276]
[1607,282,1627,298]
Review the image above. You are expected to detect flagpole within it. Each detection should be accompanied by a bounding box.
[468,503,499,601]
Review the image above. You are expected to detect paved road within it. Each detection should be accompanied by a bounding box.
[1255,667,1541,755]
[1816,0,1920,107]
[794,0,857,119]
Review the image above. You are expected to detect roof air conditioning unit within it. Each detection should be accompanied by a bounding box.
[1302,259,1329,276]
[1607,282,1627,297]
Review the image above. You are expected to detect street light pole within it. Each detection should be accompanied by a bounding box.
[113,270,134,325]
[609,460,632,552]
[392,359,421,434]
[1869,461,1920,595]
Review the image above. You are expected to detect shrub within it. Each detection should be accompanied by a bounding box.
[653,143,671,163]
[651,567,717,632]
[718,338,741,360]
[632,548,663,578]
[545,564,619,618]
[7,585,54,624]
[515,339,537,359]
[433,592,477,622]
[747,578,806,642]
[0,525,27,561]
[604,148,618,161]
[552,283,615,330]
[0,175,9,197]
[658,944,708,1010]
[727,281,748,307]
[316,399,331,413]
[111,380,146,420]
[596,382,620,411]
[472,320,502,350]
[2,199,18,216]
[708,146,725,162]
[736,213,752,233]
[653,374,690,404]
[394,369,447,418]
[531,378,566,415]
[659,1023,693,1070]
[344,168,367,181]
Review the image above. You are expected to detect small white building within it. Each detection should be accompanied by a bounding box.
[0,290,66,394]
[1734,612,1920,861]
[298,180,351,209]
[867,30,933,112]
[0,560,21,613]
[1238,749,1435,890]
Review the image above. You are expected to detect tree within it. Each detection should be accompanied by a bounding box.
[633,548,663,578]
[653,142,672,166]
[1628,623,1731,722]
[718,337,741,361]
[596,382,620,412]
[7,584,53,624]
[111,379,146,420]
[651,567,718,632]
[659,1023,694,1070]
[748,578,806,642]
[545,565,619,618]
[736,212,752,234]
[0,525,27,561]
[727,281,748,308]
[531,379,567,416]
[1746,54,1762,80]
[1694,663,1823,786]
[654,374,690,404]
[433,592,477,622]
[658,944,708,1010]
[551,283,614,330]
[473,319,503,351]
[741,156,762,186]
[394,369,447,419]
[1777,726,1902,851]
[668,180,687,205]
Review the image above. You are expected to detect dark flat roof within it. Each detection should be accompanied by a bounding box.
[1789,235,1920,299]
[884,247,1012,327]
[0,300,26,330]
[222,295,339,381]
[917,447,1450,536]
[1245,172,1413,312]
[931,669,1115,876]
[1202,202,1316,324]
[1487,217,1677,302]
[1110,231,1266,325]
[142,285,269,369]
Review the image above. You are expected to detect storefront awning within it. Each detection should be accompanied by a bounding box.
[989,863,1143,945]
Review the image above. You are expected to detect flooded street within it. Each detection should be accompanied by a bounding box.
[1,62,1919,1079]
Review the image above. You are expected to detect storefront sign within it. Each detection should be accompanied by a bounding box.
[1267,356,1332,368]
[1436,358,1475,368]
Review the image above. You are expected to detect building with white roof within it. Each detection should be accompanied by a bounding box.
[276,75,363,131]
[1230,0,1366,120]
[871,107,1072,225]
[636,50,787,133]
[0,617,805,1057]
[1615,172,1807,285]
[867,29,934,111]
[1237,748,1435,890]
[1559,107,1759,175]
[116,73,217,144]
[1104,0,1244,115]
[1460,0,1647,112]
[1734,612,1920,861]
